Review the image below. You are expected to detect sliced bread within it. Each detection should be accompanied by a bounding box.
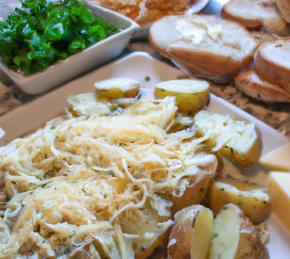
[149,15,258,84]
[254,39,290,92]
[222,0,289,36]
[235,70,290,103]
[275,0,290,23]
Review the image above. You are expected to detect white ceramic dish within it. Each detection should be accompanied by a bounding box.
[0,52,289,258]
[0,3,139,95]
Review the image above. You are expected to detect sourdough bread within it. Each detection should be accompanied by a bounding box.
[235,70,290,103]
[254,39,290,92]
[149,15,258,83]
[275,0,290,23]
[222,0,289,35]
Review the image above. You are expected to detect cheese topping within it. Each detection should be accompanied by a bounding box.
[0,96,217,258]
[194,111,257,153]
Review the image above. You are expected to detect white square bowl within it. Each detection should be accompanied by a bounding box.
[0,3,139,95]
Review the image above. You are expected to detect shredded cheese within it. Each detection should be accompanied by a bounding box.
[0,96,216,258]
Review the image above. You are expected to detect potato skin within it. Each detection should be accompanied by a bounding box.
[235,214,269,259]
[136,231,169,259]
[167,205,213,259]
[208,181,270,224]
[171,173,215,214]
[221,138,262,168]
[154,86,209,115]
[97,87,140,99]
[236,228,269,259]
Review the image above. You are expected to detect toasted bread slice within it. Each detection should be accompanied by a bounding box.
[275,0,290,23]
[149,15,257,84]
[255,39,290,93]
[235,70,290,103]
[222,0,289,35]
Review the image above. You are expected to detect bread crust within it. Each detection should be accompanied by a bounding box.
[235,70,290,103]
[222,2,261,29]
[222,0,289,35]
[149,15,257,83]
[254,39,290,92]
[170,47,254,84]
[276,0,290,23]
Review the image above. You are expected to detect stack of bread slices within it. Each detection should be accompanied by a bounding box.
[149,0,290,103]
[222,0,290,36]
[235,39,290,103]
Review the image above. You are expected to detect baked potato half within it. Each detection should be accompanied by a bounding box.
[208,180,270,224]
[94,77,141,99]
[154,79,209,115]
[67,92,112,116]
[194,111,262,167]
[119,203,172,259]
[171,153,218,213]
[209,204,268,259]
[167,205,214,259]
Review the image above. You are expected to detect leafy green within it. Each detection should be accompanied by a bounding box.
[0,0,118,76]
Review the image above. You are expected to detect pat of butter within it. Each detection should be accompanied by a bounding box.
[176,19,223,44]
[260,143,290,171]
[206,23,223,41]
[268,172,290,233]
[176,19,206,44]
[191,20,223,41]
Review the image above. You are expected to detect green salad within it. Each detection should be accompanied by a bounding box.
[0,0,118,76]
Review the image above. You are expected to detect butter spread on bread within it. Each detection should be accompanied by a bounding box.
[149,15,257,83]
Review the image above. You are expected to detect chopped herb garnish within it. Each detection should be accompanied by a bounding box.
[0,0,118,76]
[110,106,118,112]
[108,171,114,177]
[145,76,151,82]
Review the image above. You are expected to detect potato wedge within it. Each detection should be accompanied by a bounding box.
[194,111,262,167]
[168,205,213,259]
[67,92,112,116]
[120,203,172,259]
[209,204,268,259]
[169,115,195,132]
[94,77,141,99]
[208,181,270,224]
[171,153,218,213]
[154,79,209,115]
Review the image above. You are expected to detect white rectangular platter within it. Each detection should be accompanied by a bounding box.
[0,52,289,258]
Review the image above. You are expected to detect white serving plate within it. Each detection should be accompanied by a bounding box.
[0,52,289,258]
[0,3,139,95]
